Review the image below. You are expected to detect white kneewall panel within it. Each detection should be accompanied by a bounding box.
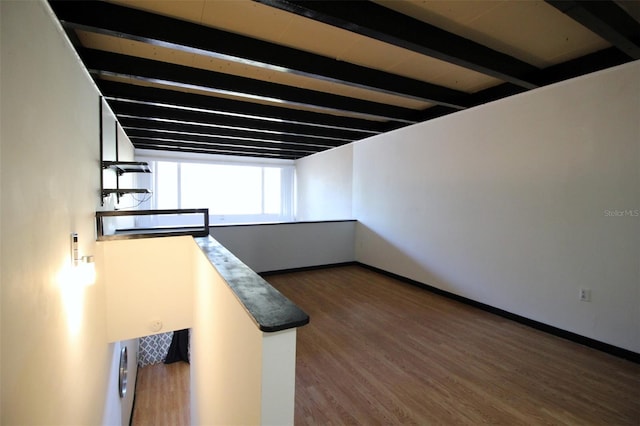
[211,221,356,273]
[353,61,640,352]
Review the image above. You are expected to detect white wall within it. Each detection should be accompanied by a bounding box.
[100,236,195,342]
[296,144,353,221]
[98,234,300,424]
[100,101,140,218]
[261,329,297,425]
[102,339,139,426]
[1,1,135,423]
[190,239,297,425]
[100,80,139,426]
[211,221,356,273]
[353,62,639,353]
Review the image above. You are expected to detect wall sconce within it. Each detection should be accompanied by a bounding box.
[71,233,96,286]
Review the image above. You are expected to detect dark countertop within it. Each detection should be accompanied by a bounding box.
[194,236,309,332]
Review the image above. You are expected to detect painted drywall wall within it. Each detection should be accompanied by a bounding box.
[102,339,139,426]
[190,241,297,425]
[100,101,140,218]
[191,243,261,424]
[353,62,639,353]
[99,234,300,423]
[0,1,135,423]
[99,83,139,426]
[112,121,139,213]
[211,221,356,273]
[296,144,353,221]
[261,329,297,424]
[100,236,195,342]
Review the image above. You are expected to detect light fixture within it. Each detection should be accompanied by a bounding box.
[70,233,96,286]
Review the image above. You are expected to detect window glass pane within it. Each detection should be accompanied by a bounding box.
[155,161,178,209]
[139,155,293,224]
[180,163,263,215]
[263,167,281,214]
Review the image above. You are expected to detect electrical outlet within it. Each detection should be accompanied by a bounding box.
[579,288,591,302]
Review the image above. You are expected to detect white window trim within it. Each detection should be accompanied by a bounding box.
[135,150,296,225]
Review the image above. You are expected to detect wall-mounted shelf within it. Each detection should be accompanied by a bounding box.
[102,188,151,198]
[102,161,151,175]
[100,97,152,205]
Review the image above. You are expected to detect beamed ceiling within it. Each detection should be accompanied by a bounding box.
[49,0,640,160]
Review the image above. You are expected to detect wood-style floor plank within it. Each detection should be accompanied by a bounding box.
[266,265,640,425]
[131,266,639,425]
[131,362,190,426]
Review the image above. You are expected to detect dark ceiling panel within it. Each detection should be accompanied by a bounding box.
[254,0,541,89]
[119,116,345,148]
[133,144,302,160]
[47,0,638,160]
[131,138,307,159]
[126,129,327,154]
[545,0,640,60]
[97,80,383,135]
[108,100,368,142]
[417,45,631,121]
[418,48,630,123]
[81,48,423,123]
[50,0,470,110]
[532,46,631,86]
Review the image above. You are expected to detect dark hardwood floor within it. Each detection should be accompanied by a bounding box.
[131,265,640,425]
[266,265,640,425]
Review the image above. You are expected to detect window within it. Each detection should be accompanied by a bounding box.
[136,155,294,225]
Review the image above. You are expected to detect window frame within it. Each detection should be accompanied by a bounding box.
[135,151,295,226]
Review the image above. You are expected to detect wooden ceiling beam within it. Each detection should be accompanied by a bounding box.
[97,80,383,135]
[119,117,344,149]
[126,129,327,154]
[131,138,308,159]
[49,0,469,109]
[133,145,301,160]
[81,48,423,123]
[255,0,541,89]
[107,100,368,142]
[545,0,640,60]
